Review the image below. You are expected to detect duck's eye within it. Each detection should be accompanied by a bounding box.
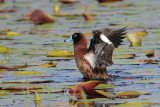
[73,34,77,38]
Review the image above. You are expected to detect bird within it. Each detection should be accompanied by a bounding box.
[64,27,127,80]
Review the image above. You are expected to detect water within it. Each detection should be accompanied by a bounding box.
[0,0,160,106]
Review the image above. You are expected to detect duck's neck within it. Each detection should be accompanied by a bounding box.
[74,34,87,56]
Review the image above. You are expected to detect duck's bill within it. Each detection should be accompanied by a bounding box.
[64,36,73,42]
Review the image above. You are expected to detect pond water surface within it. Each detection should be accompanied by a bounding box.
[0,0,160,107]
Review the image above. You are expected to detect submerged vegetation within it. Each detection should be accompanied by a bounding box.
[0,0,160,106]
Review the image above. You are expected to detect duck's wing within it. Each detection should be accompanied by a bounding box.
[92,27,127,48]
[85,27,126,73]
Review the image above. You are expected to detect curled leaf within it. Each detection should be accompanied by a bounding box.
[47,49,74,57]
[29,9,55,25]
[69,80,100,95]
[125,33,142,47]
[82,13,94,21]
[54,2,60,15]
[2,58,6,65]
[34,91,41,101]
[132,30,148,37]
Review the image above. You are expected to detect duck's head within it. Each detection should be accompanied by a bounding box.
[64,33,81,42]
[64,33,87,48]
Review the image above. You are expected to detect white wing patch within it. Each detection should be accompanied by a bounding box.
[84,53,96,68]
[100,34,112,44]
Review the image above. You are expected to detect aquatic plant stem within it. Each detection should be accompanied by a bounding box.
[26,76,30,106]
[23,90,28,107]
[81,88,88,107]
[46,86,52,105]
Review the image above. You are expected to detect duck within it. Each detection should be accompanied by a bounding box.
[64,27,127,80]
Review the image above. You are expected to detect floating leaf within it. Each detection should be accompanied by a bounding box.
[95,84,114,89]
[38,61,57,67]
[2,58,6,65]
[34,91,41,101]
[0,46,9,53]
[7,63,28,70]
[69,81,100,94]
[59,0,80,4]
[54,2,60,15]
[4,85,43,90]
[47,49,74,57]
[95,90,114,98]
[144,51,154,57]
[132,30,148,37]
[4,78,53,84]
[12,71,44,76]
[139,59,158,64]
[125,33,142,47]
[56,103,70,106]
[69,81,109,99]
[0,90,9,96]
[116,91,141,99]
[97,0,122,3]
[134,79,160,84]
[69,96,95,106]
[0,8,16,13]
[82,13,94,21]
[117,102,156,106]
[113,54,135,59]
[82,86,106,98]
[75,101,95,106]
[29,9,55,25]
[154,30,160,34]
[6,31,21,36]
[0,0,5,4]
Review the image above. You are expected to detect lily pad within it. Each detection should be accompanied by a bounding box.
[134,79,160,84]
[4,85,43,90]
[116,91,141,99]
[0,46,10,53]
[38,61,57,67]
[47,49,74,57]
[95,84,114,89]
[117,102,156,106]
[12,71,44,76]
[6,31,21,36]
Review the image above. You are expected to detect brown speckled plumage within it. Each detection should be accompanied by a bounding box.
[65,27,127,80]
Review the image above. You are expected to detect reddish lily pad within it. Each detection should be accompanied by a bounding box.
[69,81,100,95]
[82,13,94,21]
[4,85,43,90]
